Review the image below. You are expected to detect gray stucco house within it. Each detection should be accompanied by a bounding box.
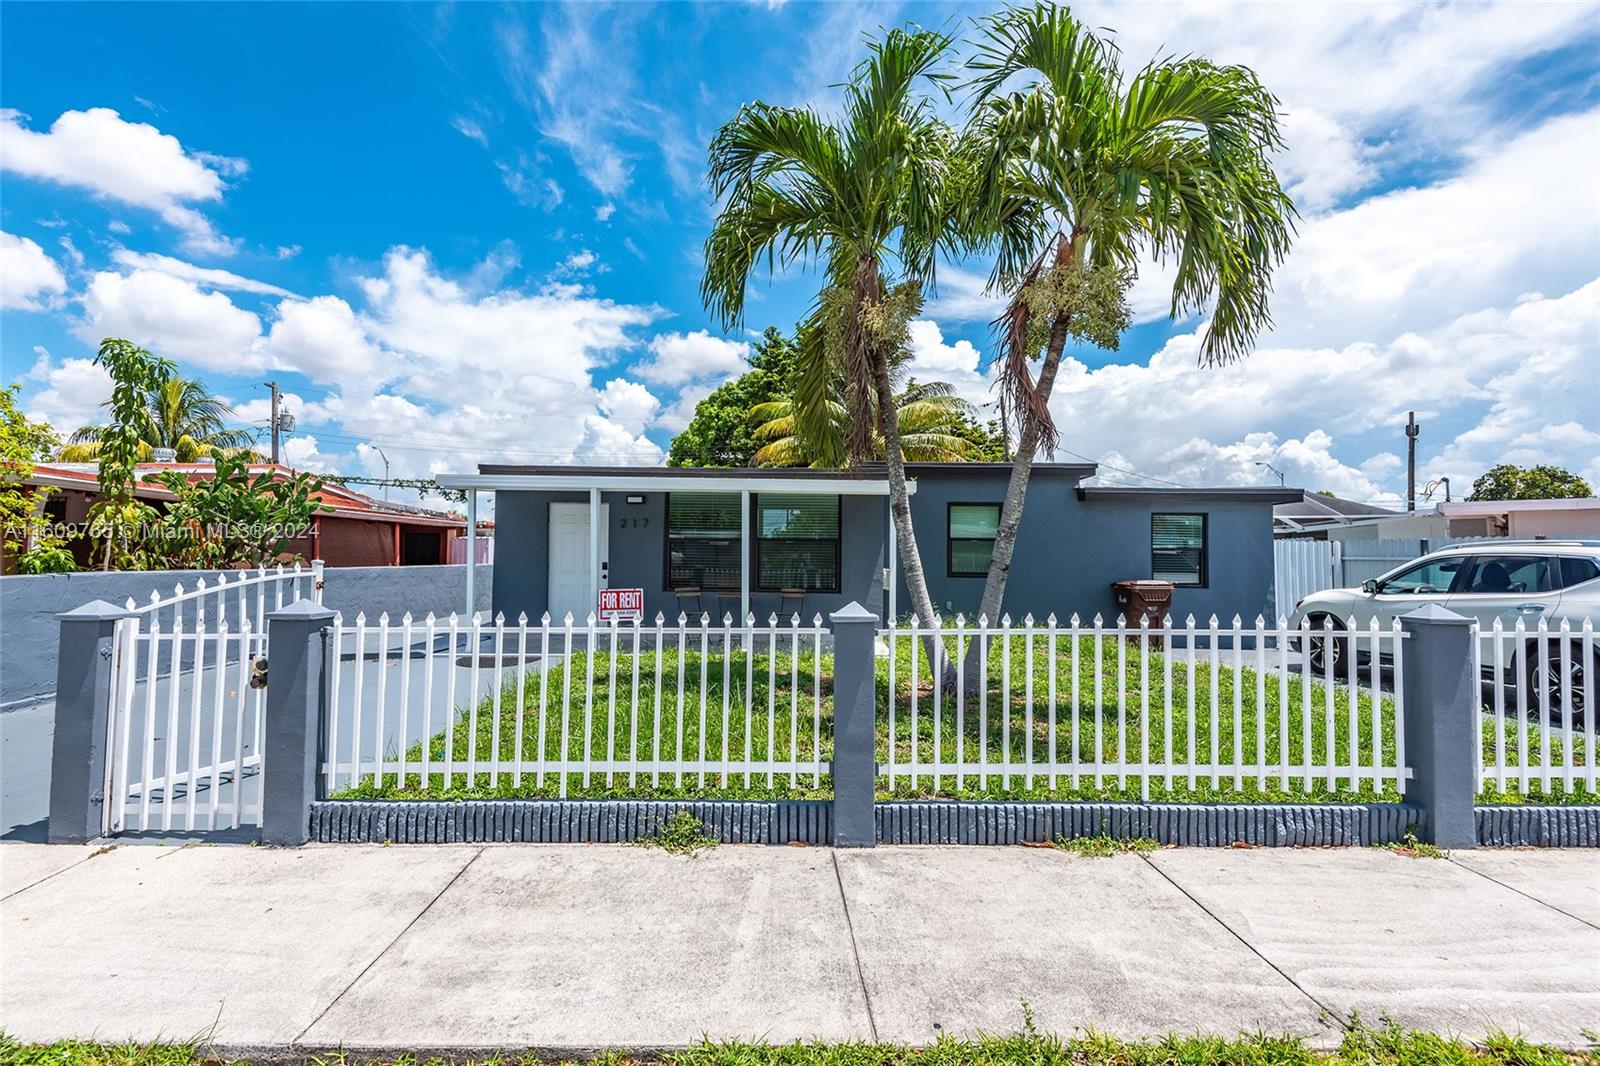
[436,463,1298,625]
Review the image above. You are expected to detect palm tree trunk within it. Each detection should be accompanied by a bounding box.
[871,343,946,673]
[961,238,1080,687]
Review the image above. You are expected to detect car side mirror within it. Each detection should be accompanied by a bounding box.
[1361,579,1379,594]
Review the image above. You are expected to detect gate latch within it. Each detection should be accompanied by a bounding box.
[249,657,269,690]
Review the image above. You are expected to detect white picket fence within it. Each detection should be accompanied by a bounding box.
[1476,617,1596,795]
[103,563,322,833]
[882,613,1410,800]
[322,611,831,796]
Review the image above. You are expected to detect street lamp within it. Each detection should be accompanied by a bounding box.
[1254,461,1286,486]
[373,445,390,501]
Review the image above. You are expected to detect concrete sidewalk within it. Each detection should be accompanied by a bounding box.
[2,842,1596,1051]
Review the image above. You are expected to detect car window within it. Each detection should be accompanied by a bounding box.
[1458,555,1556,595]
[1379,557,1464,594]
[1558,556,1600,589]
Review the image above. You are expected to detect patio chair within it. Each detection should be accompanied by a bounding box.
[779,587,807,621]
[674,587,702,618]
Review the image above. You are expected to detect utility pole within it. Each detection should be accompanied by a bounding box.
[1405,411,1419,512]
[374,446,391,502]
[265,381,282,464]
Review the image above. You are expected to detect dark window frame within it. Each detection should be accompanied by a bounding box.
[753,493,842,593]
[1151,512,1208,588]
[662,491,742,591]
[947,501,1000,578]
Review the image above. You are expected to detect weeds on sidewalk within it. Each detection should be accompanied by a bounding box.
[1050,834,1159,857]
[632,811,719,856]
[5,1017,1595,1066]
[1373,831,1445,859]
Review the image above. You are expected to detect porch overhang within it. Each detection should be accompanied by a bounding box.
[434,472,913,496]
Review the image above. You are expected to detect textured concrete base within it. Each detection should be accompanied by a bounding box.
[1148,848,1600,1045]
[1450,849,1600,927]
[1477,805,1600,847]
[310,799,832,844]
[0,840,98,897]
[875,801,1425,846]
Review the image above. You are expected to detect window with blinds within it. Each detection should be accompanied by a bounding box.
[1151,513,1206,586]
[755,493,840,591]
[666,492,741,590]
[948,503,999,576]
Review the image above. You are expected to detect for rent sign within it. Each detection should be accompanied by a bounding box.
[598,587,645,622]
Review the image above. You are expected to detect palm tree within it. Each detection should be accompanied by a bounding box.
[749,380,977,467]
[961,4,1295,658]
[702,26,965,637]
[59,376,260,462]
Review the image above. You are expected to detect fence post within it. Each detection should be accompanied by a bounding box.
[1399,604,1478,849]
[48,600,133,844]
[261,598,337,846]
[830,600,879,847]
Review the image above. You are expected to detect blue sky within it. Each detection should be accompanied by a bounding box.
[3,1,1598,508]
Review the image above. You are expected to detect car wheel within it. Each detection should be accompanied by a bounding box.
[1526,644,1593,730]
[1305,614,1347,675]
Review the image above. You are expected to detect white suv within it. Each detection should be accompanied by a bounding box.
[1288,540,1600,721]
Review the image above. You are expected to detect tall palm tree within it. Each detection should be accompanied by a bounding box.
[961,3,1295,653]
[749,380,976,467]
[59,376,259,462]
[702,26,965,636]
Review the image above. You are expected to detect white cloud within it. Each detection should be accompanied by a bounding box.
[78,269,265,372]
[266,295,379,383]
[653,381,716,433]
[109,249,295,297]
[452,115,488,146]
[0,231,68,311]
[595,203,616,222]
[906,319,992,409]
[0,108,242,255]
[107,219,131,235]
[20,349,111,432]
[633,329,749,386]
[924,266,1002,324]
[597,378,661,435]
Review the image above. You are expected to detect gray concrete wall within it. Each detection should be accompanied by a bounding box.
[902,472,1279,624]
[0,564,492,708]
[491,490,886,624]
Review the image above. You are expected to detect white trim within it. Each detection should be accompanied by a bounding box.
[435,473,914,496]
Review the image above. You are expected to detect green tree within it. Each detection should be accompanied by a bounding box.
[749,379,976,466]
[701,27,965,641]
[87,339,174,570]
[666,328,799,467]
[960,3,1295,671]
[60,374,258,462]
[143,453,330,569]
[949,412,1009,463]
[0,384,75,573]
[1468,464,1593,501]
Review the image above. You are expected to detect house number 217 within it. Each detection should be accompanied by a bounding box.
[618,517,650,528]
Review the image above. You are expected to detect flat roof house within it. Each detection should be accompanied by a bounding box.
[438,463,1299,626]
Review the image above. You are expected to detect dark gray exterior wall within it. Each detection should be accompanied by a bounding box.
[900,471,1280,624]
[491,490,887,623]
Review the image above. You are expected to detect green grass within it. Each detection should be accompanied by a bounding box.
[5,1019,1594,1066]
[632,811,719,856]
[327,633,1593,805]
[1050,834,1159,857]
[1373,832,1446,859]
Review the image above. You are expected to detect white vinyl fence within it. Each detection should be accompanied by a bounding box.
[322,611,831,797]
[1476,617,1596,797]
[882,613,1409,801]
[103,563,321,833]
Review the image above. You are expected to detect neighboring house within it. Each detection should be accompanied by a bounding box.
[1274,491,1398,536]
[436,462,1298,625]
[16,461,467,569]
[1277,495,1600,543]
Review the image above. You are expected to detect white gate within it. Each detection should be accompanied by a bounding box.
[102,563,321,834]
[1274,537,1515,617]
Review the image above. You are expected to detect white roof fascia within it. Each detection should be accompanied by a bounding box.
[435,472,914,496]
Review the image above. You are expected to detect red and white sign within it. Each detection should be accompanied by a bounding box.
[598,587,645,622]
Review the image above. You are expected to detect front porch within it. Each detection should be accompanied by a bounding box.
[435,466,908,624]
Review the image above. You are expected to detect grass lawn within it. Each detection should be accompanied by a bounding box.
[329,633,1592,805]
[4,1019,1592,1066]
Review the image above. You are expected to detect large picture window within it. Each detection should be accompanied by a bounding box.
[1152,513,1206,586]
[948,503,999,577]
[666,492,741,590]
[756,493,840,591]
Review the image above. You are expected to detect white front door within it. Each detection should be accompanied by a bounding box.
[549,502,610,622]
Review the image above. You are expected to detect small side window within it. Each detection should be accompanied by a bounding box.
[1558,556,1600,589]
[1458,555,1556,595]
